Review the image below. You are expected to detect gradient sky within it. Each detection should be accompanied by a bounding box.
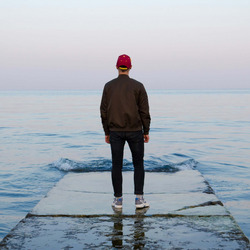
[0,0,249,90]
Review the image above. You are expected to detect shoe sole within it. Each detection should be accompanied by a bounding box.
[112,204,122,209]
[135,204,150,209]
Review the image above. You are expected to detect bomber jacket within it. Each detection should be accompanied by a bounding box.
[100,74,151,135]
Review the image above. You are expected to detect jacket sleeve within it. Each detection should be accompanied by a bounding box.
[100,87,110,135]
[138,85,151,135]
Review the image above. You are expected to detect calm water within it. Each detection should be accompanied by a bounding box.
[0,90,250,241]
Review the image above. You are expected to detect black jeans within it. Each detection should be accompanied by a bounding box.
[110,131,145,197]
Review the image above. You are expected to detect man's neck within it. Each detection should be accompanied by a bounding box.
[118,69,130,76]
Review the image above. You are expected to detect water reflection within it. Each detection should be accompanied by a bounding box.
[112,217,123,248]
[111,207,149,249]
[133,208,149,249]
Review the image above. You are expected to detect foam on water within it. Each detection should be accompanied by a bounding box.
[50,157,198,173]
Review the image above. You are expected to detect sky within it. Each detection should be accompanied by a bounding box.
[0,0,249,90]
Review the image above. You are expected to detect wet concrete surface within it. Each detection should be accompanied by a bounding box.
[0,171,249,249]
[1,215,249,249]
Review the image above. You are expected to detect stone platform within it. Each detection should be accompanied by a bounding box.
[0,170,249,249]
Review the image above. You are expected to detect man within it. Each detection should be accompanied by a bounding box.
[100,54,151,209]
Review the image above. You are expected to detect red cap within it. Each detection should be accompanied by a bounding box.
[116,54,132,69]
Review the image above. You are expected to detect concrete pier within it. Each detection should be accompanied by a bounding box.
[1,170,249,249]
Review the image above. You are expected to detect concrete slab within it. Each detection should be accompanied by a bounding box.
[1,170,249,249]
[30,171,226,216]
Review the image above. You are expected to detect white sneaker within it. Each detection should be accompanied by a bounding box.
[135,197,150,209]
[112,197,123,209]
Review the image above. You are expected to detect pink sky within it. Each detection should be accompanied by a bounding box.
[0,0,249,90]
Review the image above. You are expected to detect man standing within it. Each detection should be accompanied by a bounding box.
[100,54,151,209]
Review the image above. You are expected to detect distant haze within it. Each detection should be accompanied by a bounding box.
[0,0,249,90]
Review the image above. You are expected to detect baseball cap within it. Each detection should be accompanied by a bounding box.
[116,54,132,70]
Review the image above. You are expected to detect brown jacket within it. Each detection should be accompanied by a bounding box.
[100,75,151,135]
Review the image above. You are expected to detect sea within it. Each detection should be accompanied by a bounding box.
[0,89,250,242]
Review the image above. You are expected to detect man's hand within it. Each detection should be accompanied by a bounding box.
[105,135,110,144]
[144,134,150,143]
